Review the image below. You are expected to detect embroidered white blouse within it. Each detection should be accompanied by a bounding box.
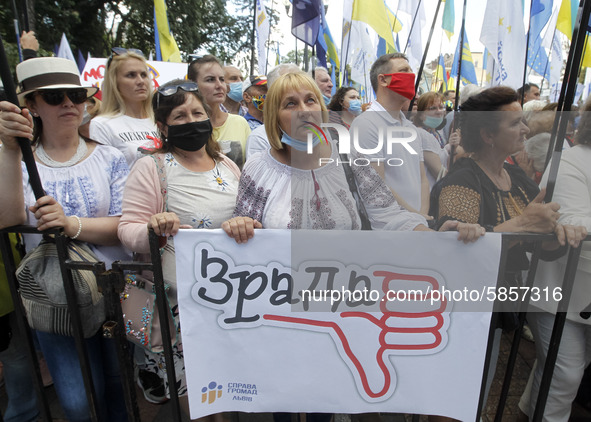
[233,140,427,231]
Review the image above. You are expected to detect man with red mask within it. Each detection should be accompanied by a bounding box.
[350,53,431,219]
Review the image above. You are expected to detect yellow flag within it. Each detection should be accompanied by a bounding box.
[352,0,398,52]
[583,36,591,68]
[154,0,181,62]
[556,0,576,40]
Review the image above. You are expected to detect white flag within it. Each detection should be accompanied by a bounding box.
[349,23,377,100]
[255,0,270,75]
[482,49,496,88]
[57,33,77,64]
[479,0,526,88]
[398,0,426,72]
[549,31,563,90]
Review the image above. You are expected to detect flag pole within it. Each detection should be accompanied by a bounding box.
[403,0,423,54]
[539,30,556,95]
[11,0,23,62]
[449,0,468,169]
[520,0,535,106]
[453,0,467,111]
[542,0,591,201]
[480,50,486,87]
[250,0,257,75]
[265,0,275,74]
[0,34,45,200]
[408,0,443,110]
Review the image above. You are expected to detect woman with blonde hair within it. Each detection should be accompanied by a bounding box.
[90,48,159,166]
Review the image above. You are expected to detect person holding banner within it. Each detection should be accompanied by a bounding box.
[187,55,251,170]
[0,57,129,422]
[90,48,159,167]
[117,79,260,414]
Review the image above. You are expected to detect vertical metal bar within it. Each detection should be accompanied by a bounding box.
[0,34,45,200]
[403,0,423,54]
[0,230,51,421]
[55,233,99,422]
[149,229,182,421]
[532,244,583,422]
[408,0,443,111]
[494,242,543,422]
[543,0,591,186]
[476,236,510,421]
[98,269,141,421]
[250,0,257,76]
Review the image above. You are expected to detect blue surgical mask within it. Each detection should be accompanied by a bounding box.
[347,99,362,116]
[227,82,243,103]
[280,129,320,152]
[424,115,443,129]
[322,94,331,106]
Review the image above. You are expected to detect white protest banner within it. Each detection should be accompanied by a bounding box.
[80,58,188,91]
[175,230,502,420]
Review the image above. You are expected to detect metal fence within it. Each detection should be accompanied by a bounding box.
[0,227,589,422]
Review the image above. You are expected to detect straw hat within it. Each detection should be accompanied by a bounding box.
[16,57,98,106]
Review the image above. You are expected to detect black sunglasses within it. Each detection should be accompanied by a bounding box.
[38,89,88,106]
[107,47,145,68]
[156,82,199,107]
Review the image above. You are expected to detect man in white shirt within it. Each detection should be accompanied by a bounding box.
[350,53,430,218]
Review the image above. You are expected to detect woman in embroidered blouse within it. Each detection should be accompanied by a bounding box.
[89,48,159,167]
[0,57,129,422]
[117,79,259,411]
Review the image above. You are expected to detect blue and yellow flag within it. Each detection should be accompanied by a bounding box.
[352,0,398,53]
[442,0,455,40]
[154,0,181,62]
[450,29,478,85]
[435,55,448,91]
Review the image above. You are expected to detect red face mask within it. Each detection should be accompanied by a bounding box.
[385,72,416,100]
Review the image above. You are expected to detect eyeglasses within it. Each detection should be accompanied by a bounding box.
[107,47,145,68]
[38,89,88,106]
[156,82,199,107]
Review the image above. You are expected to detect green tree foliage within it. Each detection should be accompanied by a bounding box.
[0,0,254,64]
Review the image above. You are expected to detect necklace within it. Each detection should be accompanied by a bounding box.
[475,160,511,191]
[36,137,88,168]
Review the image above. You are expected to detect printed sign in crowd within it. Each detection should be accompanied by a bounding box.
[81,58,187,91]
[174,230,502,420]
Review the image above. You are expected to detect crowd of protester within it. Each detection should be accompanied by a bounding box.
[0,34,590,422]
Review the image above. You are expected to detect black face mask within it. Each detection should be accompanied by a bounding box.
[166,120,213,152]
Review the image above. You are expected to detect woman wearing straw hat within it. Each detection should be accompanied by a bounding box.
[0,57,129,421]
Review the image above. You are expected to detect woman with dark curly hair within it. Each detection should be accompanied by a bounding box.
[327,86,361,127]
